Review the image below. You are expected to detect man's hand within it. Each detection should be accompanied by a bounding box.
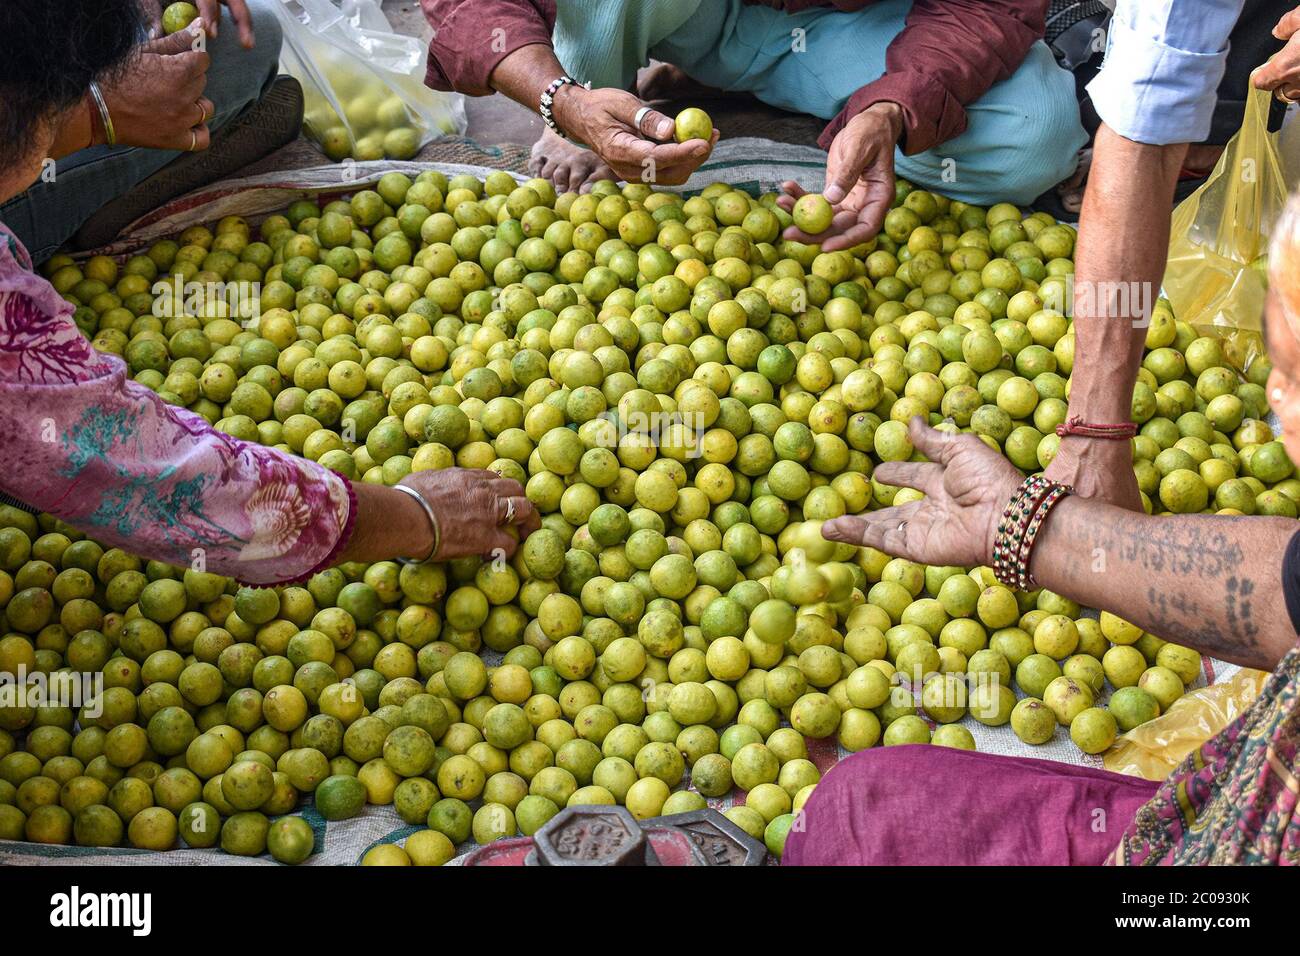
[822,417,1024,568]
[778,102,903,251]
[552,86,717,187]
[144,0,257,49]
[1043,435,1144,511]
[101,28,214,152]
[1254,8,1300,102]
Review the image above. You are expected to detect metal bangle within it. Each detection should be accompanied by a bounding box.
[88,81,116,148]
[392,483,441,565]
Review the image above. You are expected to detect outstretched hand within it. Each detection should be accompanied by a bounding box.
[822,417,1023,567]
[779,102,903,251]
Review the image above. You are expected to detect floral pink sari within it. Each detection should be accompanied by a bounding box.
[0,225,354,585]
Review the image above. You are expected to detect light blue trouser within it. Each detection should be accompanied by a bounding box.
[555,0,1087,206]
[0,0,284,264]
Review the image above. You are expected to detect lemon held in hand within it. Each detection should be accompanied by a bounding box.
[792,193,834,235]
[162,2,200,35]
[674,107,714,144]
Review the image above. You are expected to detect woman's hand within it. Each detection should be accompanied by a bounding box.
[779,102,903,251]
[551,85,718,187]
[1254,8,1300,102]
[822,417,1023,567]
[144,0,257,48]
[400,468,541,561]
[101,28,214,152]
[343,469,541,567]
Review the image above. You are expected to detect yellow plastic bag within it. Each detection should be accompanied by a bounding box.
[1103,668,1268,780]
[1163,86,1288,374]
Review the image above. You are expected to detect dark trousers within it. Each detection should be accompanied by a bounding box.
[1208,0,1293,143]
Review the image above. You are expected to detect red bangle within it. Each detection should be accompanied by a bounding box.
[1055,415,1138,439]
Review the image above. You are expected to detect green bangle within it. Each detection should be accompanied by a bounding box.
[392,483,440,565]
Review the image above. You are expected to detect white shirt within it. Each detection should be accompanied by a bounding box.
[1087,0,1247,145]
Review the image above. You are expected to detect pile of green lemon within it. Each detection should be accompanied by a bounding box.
[2,161,1293,864]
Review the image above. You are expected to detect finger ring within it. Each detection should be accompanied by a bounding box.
[500,498,516,525]
[195,101,207,125]
[1278,88,1298,105]
[896,521,908,533]
[188,130,197,152]
[633,106,653,132]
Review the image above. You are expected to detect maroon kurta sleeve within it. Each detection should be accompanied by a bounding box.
[814,0,1048,155]
[421,0,558,95]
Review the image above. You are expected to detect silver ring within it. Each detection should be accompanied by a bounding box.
[504,499,516,523]
[634,106,653,132]
[896,521,908,533]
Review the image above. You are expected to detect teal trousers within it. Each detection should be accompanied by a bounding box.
[554,0,1087,205]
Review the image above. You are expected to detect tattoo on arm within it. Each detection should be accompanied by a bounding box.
[1041,504,1292,671]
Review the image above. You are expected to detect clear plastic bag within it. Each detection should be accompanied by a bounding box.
[272,0,466,163]
[1163,85,1287,374]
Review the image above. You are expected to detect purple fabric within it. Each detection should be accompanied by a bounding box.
[783,745,1160,866]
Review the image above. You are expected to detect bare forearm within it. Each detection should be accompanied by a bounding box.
[1068,125,1187,422]
[1029,497,1298,670]
[339,483,433,564]
[487,42,580,124]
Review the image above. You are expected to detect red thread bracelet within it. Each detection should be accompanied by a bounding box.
[1055,415,1138,439]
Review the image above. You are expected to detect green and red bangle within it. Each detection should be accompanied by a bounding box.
[992,475,1072,591]
[1012,482,1071,591]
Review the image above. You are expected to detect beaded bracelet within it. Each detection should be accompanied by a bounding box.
[540,76,577,138]
[992,475,1052,586]
[991,475,1072,591]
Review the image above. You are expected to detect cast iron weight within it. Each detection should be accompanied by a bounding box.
[528,805,659,866]
[514,805,767,866]
[641,808,767,866]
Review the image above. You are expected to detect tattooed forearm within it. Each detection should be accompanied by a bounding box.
[1030,499,1295,671]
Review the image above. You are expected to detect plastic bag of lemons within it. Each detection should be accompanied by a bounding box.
[273,0,465,163]
[1164,85,1287,377]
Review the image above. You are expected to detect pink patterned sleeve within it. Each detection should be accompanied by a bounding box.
[0,234,355,586]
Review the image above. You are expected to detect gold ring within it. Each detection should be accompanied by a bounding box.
[188,130,198,152]
[196,101,207,125]
[1278,89,1297,105]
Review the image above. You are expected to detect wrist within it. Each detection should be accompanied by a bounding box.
[549,82,586,140]
[343,483,435,563]
[391,484,438,561]
[864,101,904,140]
[51,96,96,158]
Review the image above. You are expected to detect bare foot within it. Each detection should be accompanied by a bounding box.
[636,62,724,103]
[1056,147,1092,215]
[528,127,617,194]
